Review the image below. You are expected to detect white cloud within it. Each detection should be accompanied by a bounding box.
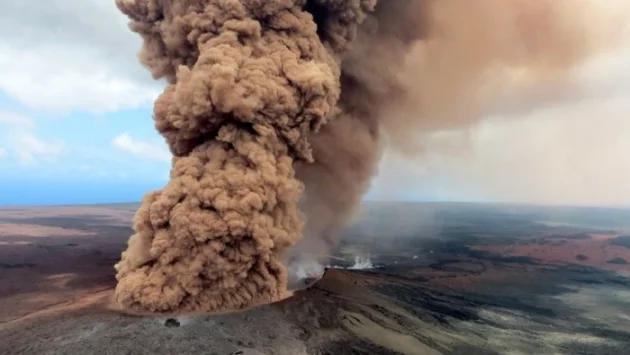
[112,133,171,162]
[0,111,66,165]
[0,0,162,113]
[13,133,66,166]
[0,112,35,128]
[0,147,6,158]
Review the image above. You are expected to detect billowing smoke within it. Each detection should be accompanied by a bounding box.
[113,0,614,314]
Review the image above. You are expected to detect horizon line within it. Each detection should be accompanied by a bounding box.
[1,199,629,210]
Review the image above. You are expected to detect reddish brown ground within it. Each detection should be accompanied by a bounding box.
[0,223,95,237]
[471,235,630,274]
[0,206,134,222]
[0,205,134,326]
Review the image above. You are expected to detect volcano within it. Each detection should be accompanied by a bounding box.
[1,202,629,355]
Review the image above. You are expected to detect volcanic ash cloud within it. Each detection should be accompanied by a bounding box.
[114,0,608,314]
[113,0,376,314]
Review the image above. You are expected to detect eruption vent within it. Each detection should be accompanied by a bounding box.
[114,0,610,314]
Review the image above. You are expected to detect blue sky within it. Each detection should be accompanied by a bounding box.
[1,1,630,206]
[0,92,170,205]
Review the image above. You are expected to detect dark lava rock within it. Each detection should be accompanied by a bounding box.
[610,236,630,249]
[564,233,592,240]
[606,257,629,265]
[164,318,180,328]
[0,263,36,269]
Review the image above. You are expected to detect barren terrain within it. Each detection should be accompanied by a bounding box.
[1,202,629,354]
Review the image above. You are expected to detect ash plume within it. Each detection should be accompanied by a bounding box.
[114,0,613,314]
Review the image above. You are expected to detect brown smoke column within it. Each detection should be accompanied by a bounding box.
[113,0,612,314]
